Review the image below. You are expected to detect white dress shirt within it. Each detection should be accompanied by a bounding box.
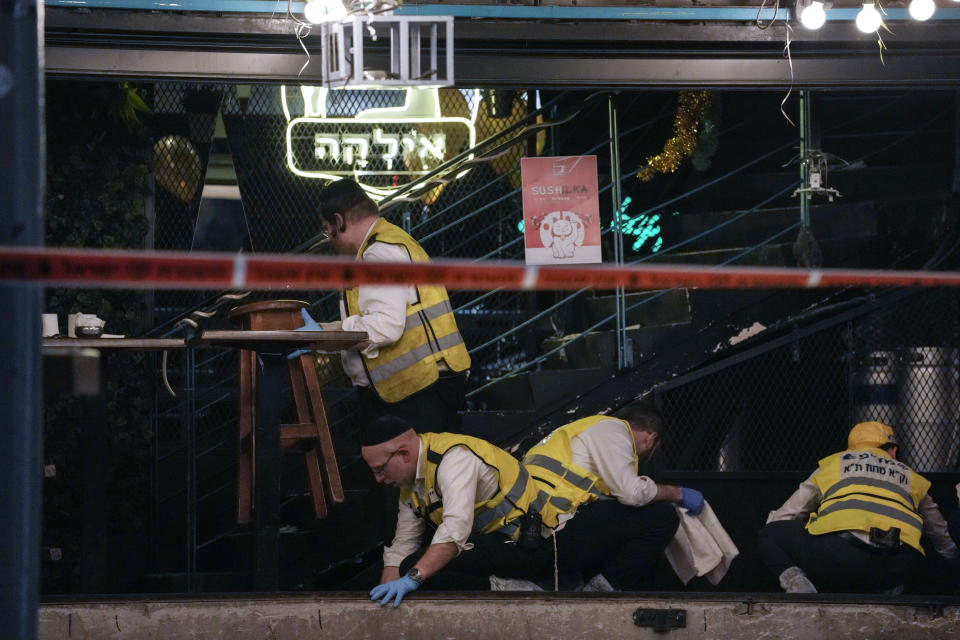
[767,470,959,559]
[339,219,418,388]
[570,417,660,507]
[552,417,660,532]
[383,439,500,568]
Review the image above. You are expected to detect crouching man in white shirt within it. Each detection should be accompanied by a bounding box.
[361,415,558,606]
[523,401,701,590]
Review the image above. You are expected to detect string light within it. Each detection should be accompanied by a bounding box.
[798,0,827,30]
[855,2,882,33]
[304,0,347,24]
[909,0,936,21]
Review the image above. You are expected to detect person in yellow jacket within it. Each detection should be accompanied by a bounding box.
[361,415,557,606]
[758,421,958,593]
[299,178,470,432]
[522,401,694,590]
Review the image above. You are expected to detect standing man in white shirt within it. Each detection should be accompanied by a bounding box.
[303,178,471,433]
[523,401,700,590]
[361,415,562,606]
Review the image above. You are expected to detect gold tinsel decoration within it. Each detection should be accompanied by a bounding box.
[636,90,712,183]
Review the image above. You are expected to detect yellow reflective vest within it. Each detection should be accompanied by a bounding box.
[399,432,551,538]
[805,447,930,554]
[344,218,470,403]
[522,415,638,528]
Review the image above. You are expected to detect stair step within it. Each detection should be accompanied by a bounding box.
[582,288,691,328]
[644,234,885,268]
[528,368,615,408]
[649,243,791,266]
[642,201,878,255]
[468,374,534,411]
[542,330,638,370]
[460,410,539,445]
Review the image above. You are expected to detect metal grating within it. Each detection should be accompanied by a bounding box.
[655,289,960,473]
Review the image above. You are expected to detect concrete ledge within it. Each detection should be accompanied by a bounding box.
[39,593,960,639]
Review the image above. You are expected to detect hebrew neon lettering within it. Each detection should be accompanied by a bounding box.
[314,136,341,162]
[372,128,399,170]
[341,136,371,167]
[281,86,481,201]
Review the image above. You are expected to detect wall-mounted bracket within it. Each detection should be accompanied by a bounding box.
[320,14,454,87]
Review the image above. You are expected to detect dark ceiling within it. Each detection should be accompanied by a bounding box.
[45,8,960,87]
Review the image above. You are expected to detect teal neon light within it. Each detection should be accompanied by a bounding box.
[612,197,678,254]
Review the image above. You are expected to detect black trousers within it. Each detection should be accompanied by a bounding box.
[393,501,678,591]
[398,532,554,590]
[356,370,468,433]
[757,519,924,593]
[555,500,679,590]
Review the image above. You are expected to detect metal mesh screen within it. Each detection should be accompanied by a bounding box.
[46,80,960,592]
[654,289,960,473]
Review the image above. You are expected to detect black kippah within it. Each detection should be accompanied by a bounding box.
[361,414,413,447]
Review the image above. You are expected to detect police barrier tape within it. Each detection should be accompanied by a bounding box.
[4,246,960,291]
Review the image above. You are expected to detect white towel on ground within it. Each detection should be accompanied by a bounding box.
[664,500,739,586]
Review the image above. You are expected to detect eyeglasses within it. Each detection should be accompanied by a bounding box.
[371,449,399,476]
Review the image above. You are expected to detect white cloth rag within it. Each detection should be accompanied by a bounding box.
[664,500,739,586]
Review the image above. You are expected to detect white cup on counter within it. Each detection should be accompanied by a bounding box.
[42,314,60,338]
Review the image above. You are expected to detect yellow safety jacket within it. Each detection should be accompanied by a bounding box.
[805,447,929,554]
[344,218,470,403]
[522,415,638,528]
[399,433,551,538]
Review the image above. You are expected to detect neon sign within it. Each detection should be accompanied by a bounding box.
[281,86,478,200]
[297,123,451,173]
[611,197,679,254]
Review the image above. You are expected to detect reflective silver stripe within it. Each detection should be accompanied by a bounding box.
[472,506,507,532]
[368,331,466,384]
[524,454,603,496]
[817,498,923,530]
[823,477,914,507]
[487,491,550,535]
[507,465,532,505]
[523,454,565,475]
[421,298,455,323]
[529,490,549,514]
[402,299,456,332]
[472,466,531,533]
[549,496,571,511]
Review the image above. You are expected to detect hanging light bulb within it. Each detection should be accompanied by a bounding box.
[909,0,936,20]
[855,1,882,33]
[799,0,827,29]
[304,0,347,24]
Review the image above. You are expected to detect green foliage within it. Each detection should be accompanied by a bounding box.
[43,80,155,593]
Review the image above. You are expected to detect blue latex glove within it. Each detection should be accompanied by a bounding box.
[369,575,419,608]
[679,487,704,516]
[288,308,323,360]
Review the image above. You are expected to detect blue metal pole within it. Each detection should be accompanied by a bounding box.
[0,0,44,637]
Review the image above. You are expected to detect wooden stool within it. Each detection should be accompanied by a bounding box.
[228,299,344,524]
